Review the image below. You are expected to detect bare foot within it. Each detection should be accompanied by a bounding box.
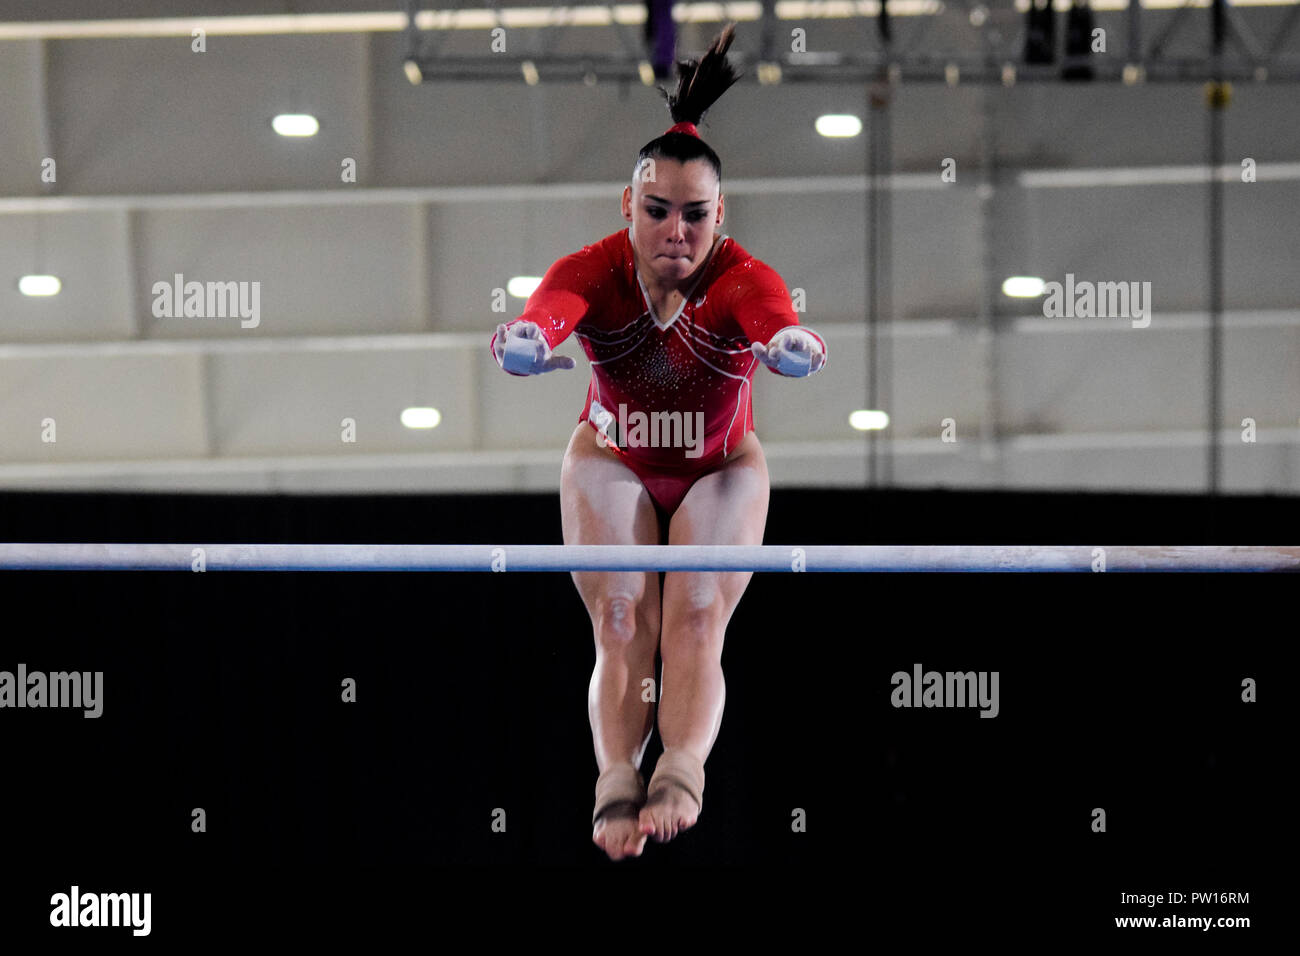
[638,783,700,843]
[593,801,648,860]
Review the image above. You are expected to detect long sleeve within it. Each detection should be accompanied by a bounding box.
[725,258,827,375]
[488,251,595,375]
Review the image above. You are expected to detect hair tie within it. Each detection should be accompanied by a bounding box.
[665,121,700,138]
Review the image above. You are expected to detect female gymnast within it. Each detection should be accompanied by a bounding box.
[489,23,827,861]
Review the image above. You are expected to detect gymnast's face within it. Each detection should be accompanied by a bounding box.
[622,157,724,289]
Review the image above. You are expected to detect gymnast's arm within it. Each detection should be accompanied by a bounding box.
[725,259,827,377]
[489,252,592,376]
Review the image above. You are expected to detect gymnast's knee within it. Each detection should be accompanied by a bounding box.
[593,591,659,652]
[662,602,726,653]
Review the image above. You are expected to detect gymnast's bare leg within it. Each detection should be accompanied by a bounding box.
[640,429,770,842]
[560,421,663,861]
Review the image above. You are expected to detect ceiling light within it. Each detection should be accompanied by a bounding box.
[18,275,61,296]
[401,407,441,429]
[815,114,862,138]
[1002,276,1046,297]
[272,114,319,136]
[507,276,542,298]
[849,410,890,431]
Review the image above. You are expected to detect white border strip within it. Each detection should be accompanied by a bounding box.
[0,174,947,216]
[0,2,1292,40]
[0,4,909,41]
[3,163,1297,218]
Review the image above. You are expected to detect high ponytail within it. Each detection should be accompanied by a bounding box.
[660,22,742,128]
[633,23,742,186]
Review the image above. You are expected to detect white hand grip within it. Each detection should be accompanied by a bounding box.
[502,333,544,374]
[775,348,812,376]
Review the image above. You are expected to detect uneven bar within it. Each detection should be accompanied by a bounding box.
[0,544,1297,572]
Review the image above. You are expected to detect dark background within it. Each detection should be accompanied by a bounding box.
[0,487,1281,941]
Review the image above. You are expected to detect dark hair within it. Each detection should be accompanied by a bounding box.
[633,22,742,187]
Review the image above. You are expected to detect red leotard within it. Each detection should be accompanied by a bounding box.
[489,228,826,517]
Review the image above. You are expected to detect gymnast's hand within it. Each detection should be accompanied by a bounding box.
[751,327,826,377]
[494,321,576,375]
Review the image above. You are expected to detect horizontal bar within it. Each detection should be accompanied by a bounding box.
[0,544,1297,572]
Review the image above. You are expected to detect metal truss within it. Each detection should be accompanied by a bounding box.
[400,1,1300,84]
